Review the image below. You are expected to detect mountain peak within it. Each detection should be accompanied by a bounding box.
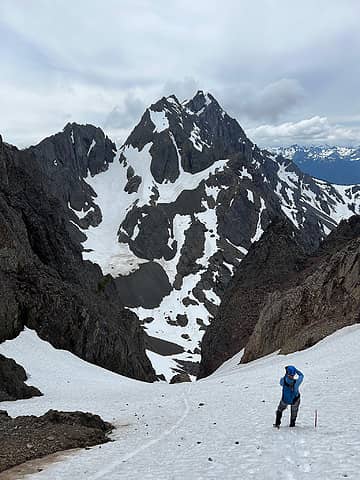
[149,95,182,113]
[149,91,219,116]
[184,90,220,115]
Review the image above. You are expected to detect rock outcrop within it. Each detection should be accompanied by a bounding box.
[0,355,42,401]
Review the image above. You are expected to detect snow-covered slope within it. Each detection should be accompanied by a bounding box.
[1,326,359,479]
[66,92,360,379]
[271,145,360,184]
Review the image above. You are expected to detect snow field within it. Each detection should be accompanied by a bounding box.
[149,109,169,133]
[81,149,146,276]
[1,325,359,479]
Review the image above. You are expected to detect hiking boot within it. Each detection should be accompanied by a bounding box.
[289,419,296,427]
[274,410,282,428]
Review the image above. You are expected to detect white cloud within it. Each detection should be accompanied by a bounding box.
[104,94,145,129]
[1,1,360,146]
[249,116,360,146]
[162,77,199,102]
[219,79,306,123]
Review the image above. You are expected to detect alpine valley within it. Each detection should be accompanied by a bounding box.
[1,91,360,385]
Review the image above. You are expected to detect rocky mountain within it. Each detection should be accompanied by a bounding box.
[271,145,360,184]
[55,91,359,379]
[199,215,360,378]
[0,134,156,383]
[1,91,359,382]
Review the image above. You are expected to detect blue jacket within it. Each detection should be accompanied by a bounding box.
[280,369,304,405]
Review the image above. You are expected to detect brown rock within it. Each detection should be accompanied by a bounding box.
[0,410,113,473]
[242,216,360,362]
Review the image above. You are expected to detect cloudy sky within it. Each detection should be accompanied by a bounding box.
[1,0,360,147]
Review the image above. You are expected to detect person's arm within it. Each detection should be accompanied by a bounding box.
[280,376,284,386]
[295,369,304,386]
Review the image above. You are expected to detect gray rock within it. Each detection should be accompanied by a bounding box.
[169,373,191,384]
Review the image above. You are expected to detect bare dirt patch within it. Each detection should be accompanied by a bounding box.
[0,409,113,474]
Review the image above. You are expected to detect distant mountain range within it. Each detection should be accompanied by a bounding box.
[270,145,360,184]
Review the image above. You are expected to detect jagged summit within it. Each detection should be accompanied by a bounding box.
[124,90,251,181]
[151,90,218,113]
[183,90,218,112]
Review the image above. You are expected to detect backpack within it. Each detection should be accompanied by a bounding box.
[282,376,300,405]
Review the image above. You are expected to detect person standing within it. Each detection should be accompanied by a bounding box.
[274,365,304,428]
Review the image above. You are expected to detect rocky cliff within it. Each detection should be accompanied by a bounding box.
[199,215,360,377]
[242,215,360,363]
[198,218,307,378]
[0,134,156,382]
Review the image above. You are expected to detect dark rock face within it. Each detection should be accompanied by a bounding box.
[199,215,360,377]
[169,372,191,384]
[114,262,172,308]
[0,133,156,382]
[150,132,180,183]
[28,123,116,206]
[0,355,42,401]
[176,220,206,279]
[144,334,185,356]
[0,409,113,473]
[198,219,308,378]
[242,215,360,363]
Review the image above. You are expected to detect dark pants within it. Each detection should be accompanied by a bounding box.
[276,397,300,425]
